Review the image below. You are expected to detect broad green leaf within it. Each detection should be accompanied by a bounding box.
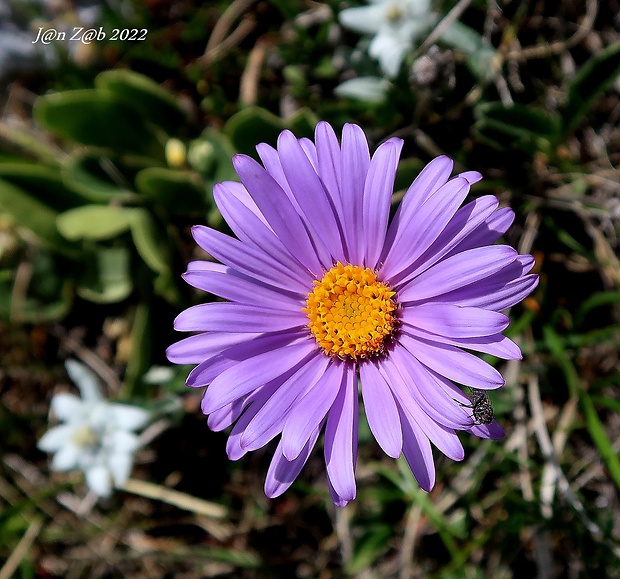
[286,107,319,139]
[129,209,170,275]
[95,70,188,134]
[203,129,238,183]
[394,158,425,194]
[0,179,75,253]
[9,282,73,323]
[57,205,137,241]
[0,163,86,210]
[474,102,560,153]
[561,40,620,136]
[76,246,133,303]
[0,124,62,164]
[224,106,284,157]
[34,90,162,156]
[62,152,138,203]
[441,21,497,81]
[135,167,207,214]
[153,269,183,305]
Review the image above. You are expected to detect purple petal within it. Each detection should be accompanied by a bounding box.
[255,144,296,200]
[381,177,471,281]
[214,183,319,282]
[282,361,345,460]
[392,196,499,286]
[363,138,402,269]
[457,170,482,184]
[182,265,302,310]
[402,303,509,338]
[324,363,358,502]
[214,181,270,228]
[399,333,505,389]
[397,246,518,302]
[382,155,453,259]
[231,155,328,275]
[277,130,346,263]
[339,124,370,264]
[240,353,330,451]
[225,383,281,460]
[166,332,261,364]
[383,347,473,429]
[469,419,505,440]
[446,206,515,256]
[187,331,308,388]
[359,361,402,458]
[299,137,318,168]
[174,302,307,333]
[208,398,246,431]
[201,340,318,414]
[431,273,539,312]
[402,399,464,461]
[328,474,351,507]
[264,426,322,498]
[315,121,343,211]
[402,325,523,360]
[398,405,435,491]
[192,226,310,295]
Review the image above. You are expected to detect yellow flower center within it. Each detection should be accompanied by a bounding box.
[304,263,398,360]
[386,4,404,23]
[71,425,99,448]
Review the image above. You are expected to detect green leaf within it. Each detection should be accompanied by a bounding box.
[0,179,75,253]
[121,302,152,398]
[440,21,497,81]
[57,205,137,241]
[394,158,425,193]
[0,124,63,164]
[198,128,238,182]
[561,40,620,136]
[544,325,620,492]
[224,106,284,157]
[62,152,138,203]
[95,70,188,134]
[286,107,319,138]
[474,102,560,153]
[129,210,170,275]
[346,525,392,574]
[574,291,620,327]
[135,167,207,214]
[34,90,162,156]
[76,246,133,303]
[0,163,86,210]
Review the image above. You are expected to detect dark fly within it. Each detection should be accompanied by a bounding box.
[457,388,494,426]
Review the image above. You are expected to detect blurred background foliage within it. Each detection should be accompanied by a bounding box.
[0,0,619,577]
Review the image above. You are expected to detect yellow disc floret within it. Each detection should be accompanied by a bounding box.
[304,262,398,360]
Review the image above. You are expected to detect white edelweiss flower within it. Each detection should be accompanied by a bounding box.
[38,360,150,498]
[339,0,434,77]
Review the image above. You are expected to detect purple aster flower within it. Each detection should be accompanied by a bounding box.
[167,122,538,506]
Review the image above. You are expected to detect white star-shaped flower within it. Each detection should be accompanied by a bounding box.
[38,360,150,497]
[339,0,434,77]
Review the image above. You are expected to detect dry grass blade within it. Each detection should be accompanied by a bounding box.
[122,478,228,519]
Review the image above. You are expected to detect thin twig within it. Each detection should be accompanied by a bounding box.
[51,326,122,395]
[505,0,598,62]
[200,0,257,66]
[399,501,423,579]
[0,517,43,579]
[122,478,228,519]
[412,0,475,61]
